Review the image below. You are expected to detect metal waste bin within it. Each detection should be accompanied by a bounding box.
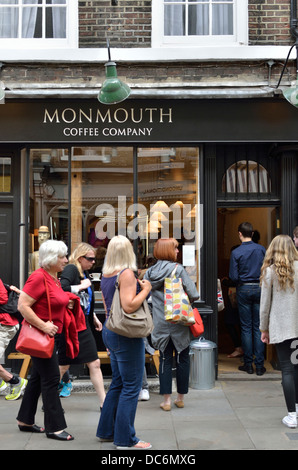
[189,337,217,390]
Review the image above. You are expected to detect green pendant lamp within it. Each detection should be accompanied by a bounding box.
[0,84,4,102]
[282,74,298,107]
[98,40,131,105]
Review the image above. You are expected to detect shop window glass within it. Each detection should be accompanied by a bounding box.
[137,147,201,289]
[27,146,201,295]
[222,160,271,194]
[29,148,69,274]
[0,157,11,192]
[71,147,133,300]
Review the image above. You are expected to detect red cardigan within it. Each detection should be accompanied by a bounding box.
[63,292,86,359]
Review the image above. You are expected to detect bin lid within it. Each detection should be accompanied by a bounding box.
[190,337,217,350]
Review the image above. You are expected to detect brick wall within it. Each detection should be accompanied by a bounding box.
[249,0,291,45]
[78,0,293,49]
[79,0,151,48]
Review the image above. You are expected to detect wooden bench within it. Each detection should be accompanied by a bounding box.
[98,350,160,373]
[7,352,32,379]
[7,350,160,381]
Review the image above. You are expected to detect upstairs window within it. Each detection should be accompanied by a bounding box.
[0,0,77,48]
[152,0,248,47]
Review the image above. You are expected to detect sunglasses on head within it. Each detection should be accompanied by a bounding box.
[83,256,96,262]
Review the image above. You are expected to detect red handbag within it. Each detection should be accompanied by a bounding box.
[190,308,204,337]
[16,273,55,359]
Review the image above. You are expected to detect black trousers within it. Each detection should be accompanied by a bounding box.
[159,338,190,395]
[17,347,67,433]
[275,338,298,413]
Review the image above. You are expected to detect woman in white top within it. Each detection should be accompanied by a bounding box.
[259,234,298,428]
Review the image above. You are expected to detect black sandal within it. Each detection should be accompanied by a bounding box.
[18,424,45,433]
[46,430,74,441]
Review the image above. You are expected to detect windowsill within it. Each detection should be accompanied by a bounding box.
[0,45,296,63]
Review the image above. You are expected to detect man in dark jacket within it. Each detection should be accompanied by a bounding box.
[229,222,266,376]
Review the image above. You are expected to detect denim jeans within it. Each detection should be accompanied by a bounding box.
[237,284,265,368]
[159,338,190,395]
[96,324,145,447]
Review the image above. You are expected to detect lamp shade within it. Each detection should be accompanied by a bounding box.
[98,61,131,105]
[0,82,5,102]
[282,77,298,107]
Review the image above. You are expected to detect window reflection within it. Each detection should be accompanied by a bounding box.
[28,146,201,291]
[137,147,200,287]
[0,157,11,192]
[29,148,69,273]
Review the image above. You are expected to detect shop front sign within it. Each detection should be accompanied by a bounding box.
[1,99,298,143]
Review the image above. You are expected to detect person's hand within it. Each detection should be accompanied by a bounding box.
[10,285,21,294]
[43,321,58,337]
[261,331,269,344]
[138,278,151,294]
[93,315,103,332]
[80,279,91,290]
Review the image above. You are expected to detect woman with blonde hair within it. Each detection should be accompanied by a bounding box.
[58,242,105,408]
[260,234,298,428]
[96,235,152,450]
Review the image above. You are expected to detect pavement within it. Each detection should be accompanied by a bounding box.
[1,368,298,454]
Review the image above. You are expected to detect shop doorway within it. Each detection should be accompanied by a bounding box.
[217,206,279,371]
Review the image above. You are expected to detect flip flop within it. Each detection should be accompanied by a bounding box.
[116,440,152,450]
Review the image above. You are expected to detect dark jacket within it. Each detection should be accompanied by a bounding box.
[144,260,200,353]
[60,264,95,316]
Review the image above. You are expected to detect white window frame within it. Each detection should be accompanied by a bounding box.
[152,0,248,48]
[0,0,78,50]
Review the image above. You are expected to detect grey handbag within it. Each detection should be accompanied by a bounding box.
[106,273,153,338]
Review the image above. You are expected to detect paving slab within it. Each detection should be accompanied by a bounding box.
[1,377,298,452]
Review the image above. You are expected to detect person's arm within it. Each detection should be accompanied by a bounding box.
[180,267,200,302]
[119,269,151,314]
[60,265,91,294]
[229,252,239,283]
[259,267,272,342]
[17,291,58,337]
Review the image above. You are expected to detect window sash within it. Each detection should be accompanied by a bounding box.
[0,0,77,48]
[152,0,248,47]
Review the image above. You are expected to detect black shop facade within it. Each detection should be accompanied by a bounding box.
[1,97,297,376]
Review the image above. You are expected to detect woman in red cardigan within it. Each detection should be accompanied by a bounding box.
[16,240,82,441]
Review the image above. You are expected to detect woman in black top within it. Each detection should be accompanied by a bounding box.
[59,242,106,408]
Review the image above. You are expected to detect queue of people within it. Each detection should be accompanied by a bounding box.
[0,224,298,445]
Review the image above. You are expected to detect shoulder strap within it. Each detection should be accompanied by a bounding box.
[42,272,52,322]
[115,268,130,288]
[171,264,178,277]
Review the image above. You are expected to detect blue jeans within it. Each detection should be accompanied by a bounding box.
[96,324,145,447]
[237,284,265,368]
